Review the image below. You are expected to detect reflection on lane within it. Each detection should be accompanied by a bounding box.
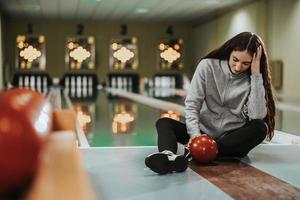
[74,104,93,134]
[160,110,182,121]
[111,100,137,134]
[70,90,161,147]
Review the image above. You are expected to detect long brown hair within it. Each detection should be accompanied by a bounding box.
[201,32,276,140]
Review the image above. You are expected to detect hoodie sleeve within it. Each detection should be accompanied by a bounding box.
[246,74,267,119]
[184,60,207,137]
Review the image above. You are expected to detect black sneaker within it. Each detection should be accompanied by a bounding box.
[145,150,188,175]
[184,147,192,162]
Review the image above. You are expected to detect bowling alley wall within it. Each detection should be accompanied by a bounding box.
[191,0,300,102]
[2,20,194,84]
[1,0,300,102]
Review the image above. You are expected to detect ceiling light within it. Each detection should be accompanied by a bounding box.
[205,0,221,4]
[132,8,149,14]
[24,5,40,11]
[81,0,102,4]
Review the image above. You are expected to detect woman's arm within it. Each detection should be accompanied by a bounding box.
[246,74,267,119]
[247,46,267,119]
[184,60,207,137]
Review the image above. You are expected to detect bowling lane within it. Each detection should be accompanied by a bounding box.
[241,144,300,188]
[275,108,300,138]
[81,147,232,200]
[143,88,186,105]
[69,87,300,147]
[71,89,184,147]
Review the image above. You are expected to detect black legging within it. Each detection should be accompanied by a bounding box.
[156,117,268,157]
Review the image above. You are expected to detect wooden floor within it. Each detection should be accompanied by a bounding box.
[190,158,300,200]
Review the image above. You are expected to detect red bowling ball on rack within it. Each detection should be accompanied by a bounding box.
[189,135,218,163]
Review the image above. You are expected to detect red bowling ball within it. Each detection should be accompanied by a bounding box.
[189,135,218,163]
[0,88,52,196]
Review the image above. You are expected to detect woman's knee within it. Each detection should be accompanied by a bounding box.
[155,117,174,129]
[250,119,268,140]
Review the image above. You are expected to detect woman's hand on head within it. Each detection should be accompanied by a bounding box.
[251,45,262,75]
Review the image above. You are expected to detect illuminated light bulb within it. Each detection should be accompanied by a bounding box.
[17,42,24,49]
[88,62,94,69]
[88,36,94,44]
[132,63,138,69]
[68,42,75,50]
[70,62,75,69]
[160,47,181,63]
[112,43,118,50]
[38,35,45,44]
[21,62,26,69]
[69,46,91,62]
[113,47,134,63]
[19,45,42,62]
[16,35,26,43]
[159,43,165,51]
[131,37,137,44]
[174,44,180,50]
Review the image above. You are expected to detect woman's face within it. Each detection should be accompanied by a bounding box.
[228,50,252,75]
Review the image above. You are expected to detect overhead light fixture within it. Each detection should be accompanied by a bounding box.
[81,0,102,4]
[132,8,149,14]
[205,0,221,4]
[160,47,181,63]
[24,5,40,11]
[69,46,91,62]
[19,45,42,62]
[113,47,134,63]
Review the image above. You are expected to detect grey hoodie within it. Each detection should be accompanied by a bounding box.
[184,58,267,139]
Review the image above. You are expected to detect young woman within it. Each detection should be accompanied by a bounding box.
[145,32,276,175]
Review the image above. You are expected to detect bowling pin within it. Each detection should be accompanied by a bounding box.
[65,76,69,87]
[88,76,93,87]
[19,76,23,87]
[117,77,122,89]
[71,76,75,88]
[111,77,116,88]
[82,76,87,95]
[70,85,75,97]
[77,76,82,89]
[166,76,170,88]
[82,76,87,87]
[88,87,93,97]
[171,77,176,88]
[24,76,29,87]
[77,87,82,98]
[148,79,153,88]
[155,77,161,88]
[30,76,35,90]
[162,76,167,88]
[82,86,87,97]
[43,76,47,88]
[128,77,132,90]
[123,77,127,90]
[37,76,42,92]
[167,76,171,88]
